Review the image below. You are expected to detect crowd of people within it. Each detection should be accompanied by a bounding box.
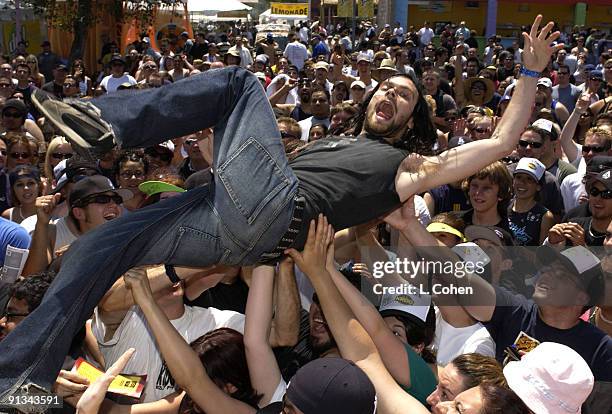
[0,12,610,414]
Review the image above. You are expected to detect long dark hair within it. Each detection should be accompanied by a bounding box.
[349,73,437,155]
[179,328,263,414]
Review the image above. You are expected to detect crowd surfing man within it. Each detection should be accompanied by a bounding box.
[0,16,562,397]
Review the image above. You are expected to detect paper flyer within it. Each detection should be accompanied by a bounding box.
[72,358,146,399]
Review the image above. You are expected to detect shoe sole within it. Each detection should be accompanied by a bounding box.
[31,92,114,158]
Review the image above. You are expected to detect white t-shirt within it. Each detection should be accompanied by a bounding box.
[100,74,137,93]
[299,116,331,142]
[92,305,245,402]
[266,74,298,105]
[560,171,586,212]
[268,379,287,405]
[417,27,434,45]
[432,308,496,367]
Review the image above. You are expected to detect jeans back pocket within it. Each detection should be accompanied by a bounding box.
[216,138,290,225]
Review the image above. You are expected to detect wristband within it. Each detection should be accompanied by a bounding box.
[520,66,541,78]
[164,264,181,284]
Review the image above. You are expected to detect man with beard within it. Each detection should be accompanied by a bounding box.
[298,89,331,142]
[308,293,339,358]
[272,77,315,122]
[0,15,563,395]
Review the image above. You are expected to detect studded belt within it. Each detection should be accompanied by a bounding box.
[258,195,305,264]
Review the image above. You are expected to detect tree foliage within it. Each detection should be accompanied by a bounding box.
[22,0,183,61]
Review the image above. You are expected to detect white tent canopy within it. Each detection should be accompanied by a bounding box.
[186,0,251,13]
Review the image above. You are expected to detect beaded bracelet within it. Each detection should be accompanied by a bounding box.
[520,66,541,78]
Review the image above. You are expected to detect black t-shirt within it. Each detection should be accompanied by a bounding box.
[186,278,249,313]
[429,184,470,215]
[457,208,512,235]
[508,203,549,246]
[485,287,612,381]
[289,135,408,248]
[566,216,606,246]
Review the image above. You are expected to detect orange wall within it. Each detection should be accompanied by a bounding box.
[407,1,611,37]
[586,5,612,28]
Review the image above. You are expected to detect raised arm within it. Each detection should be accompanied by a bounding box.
[452,46,467,108]
[270,257,300,347]
[395,16,564,202]
[21,194,60,276]
[243,265,283,406]
[286,216,430,414]
[390,201,497,322]
[560,92,591,163]
[124,268,255,414]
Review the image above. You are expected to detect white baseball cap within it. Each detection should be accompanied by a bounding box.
[514,157,546,182]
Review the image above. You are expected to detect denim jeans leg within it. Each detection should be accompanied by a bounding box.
[0,68,296,396]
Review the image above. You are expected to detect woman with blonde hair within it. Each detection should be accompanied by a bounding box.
[43,136,73,193]
[25,55,45,88]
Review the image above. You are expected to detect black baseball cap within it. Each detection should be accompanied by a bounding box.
[69,175,132,207]
[2,99,28,117]
[110,54,126,65]
[591,169,612,191]
[285,358,376,414]
[587,156,612,174]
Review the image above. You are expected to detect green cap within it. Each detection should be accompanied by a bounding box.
[138,181,186,196]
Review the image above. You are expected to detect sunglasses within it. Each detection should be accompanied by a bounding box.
[472,127,490,134]
[184,139,198,146]
[143,65,156,70]
[1,310,29,322]
[9,152,30,159]
[119,170,145,179]
[51,152,74,160]
[518,140,543,149]
[588,187,612,199]
[582,145,607,153]
[280,131,298,140]
[78,194,123,207]
[63,83,77,88]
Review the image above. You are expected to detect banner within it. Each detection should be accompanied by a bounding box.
[337,0,353,18]
[270,3,309,17]
[357,0,374,18]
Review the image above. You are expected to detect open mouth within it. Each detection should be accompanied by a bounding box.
[103,212,118,221]
[375,100,395,121]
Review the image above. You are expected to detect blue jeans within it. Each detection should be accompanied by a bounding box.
[0,67,298,396]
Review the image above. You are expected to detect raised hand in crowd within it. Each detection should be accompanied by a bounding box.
[75,348,135,414]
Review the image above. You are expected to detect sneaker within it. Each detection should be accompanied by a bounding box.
[31,89,116,157]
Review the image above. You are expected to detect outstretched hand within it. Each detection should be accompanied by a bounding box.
[522,15,565,73]
[76,348,135,414]
[285,214,334,279]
